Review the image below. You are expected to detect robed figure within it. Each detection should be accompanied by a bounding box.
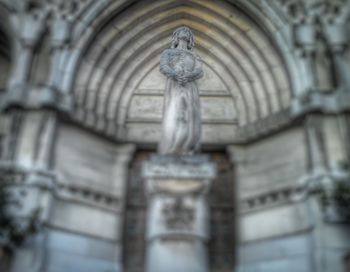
[159,26,203,154]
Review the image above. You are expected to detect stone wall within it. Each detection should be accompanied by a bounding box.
[231,127,307,200]
[229,125,350,272]
[228,128,312,271]
[47,123,135,272]
[0,0,349,271]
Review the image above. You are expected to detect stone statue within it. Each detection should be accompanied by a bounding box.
[159,26,203,155]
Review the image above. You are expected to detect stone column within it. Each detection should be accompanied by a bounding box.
[143,154,216,272]
[5,9,48,107]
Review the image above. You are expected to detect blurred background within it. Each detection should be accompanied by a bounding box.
[0,0,350,271]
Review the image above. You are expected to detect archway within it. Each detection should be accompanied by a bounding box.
[69,1,293,271]
[71,0,292,144]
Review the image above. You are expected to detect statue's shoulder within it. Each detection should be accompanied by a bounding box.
[161,48,177,57]
[160,49,179,64]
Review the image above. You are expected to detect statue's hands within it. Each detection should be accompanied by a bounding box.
[174,68,203,84]
[165,70,187,84]
[176,74,189,85]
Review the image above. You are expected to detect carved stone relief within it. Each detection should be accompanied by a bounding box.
[162,197,195,230]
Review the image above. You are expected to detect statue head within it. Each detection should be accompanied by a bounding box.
[171,26,194,50]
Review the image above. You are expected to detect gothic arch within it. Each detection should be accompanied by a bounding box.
[68,0,294,144]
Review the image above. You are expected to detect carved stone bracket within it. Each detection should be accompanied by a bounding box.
[0,165,56,251]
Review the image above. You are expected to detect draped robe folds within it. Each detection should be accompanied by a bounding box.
[159,48,203,154]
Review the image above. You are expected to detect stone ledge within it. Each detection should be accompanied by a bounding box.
[143,154,217,179]
[54,182,122,213]
[239,186,305,214]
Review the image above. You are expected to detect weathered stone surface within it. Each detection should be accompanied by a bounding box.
[55,124,134,196]
[143,154,216,179]
[0,1,350,272]
[143,154,216,272]
[146,240,208,272]
[47,123,135,272]
[158,26,203,154]
[239,202,311,242]
[125,123,238,145]
[229,128,307,199]
[50,199,122,240]
[46,230,121,272]
[237,233,313,272]
[128,95,237,122]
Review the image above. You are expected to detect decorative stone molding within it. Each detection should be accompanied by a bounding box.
[299,170,350,222]
[276,0,350,115]
[0,138,135,270]
[53,142,135,212]
[235,108,293,143]
[292,90,350,115]
[1,111,57,171]
[54,182,122,213]
[0,0,105,112]
[69,0,292,139]
[239,186,305,214]
[301,113,350,221]
[71,107,293,145]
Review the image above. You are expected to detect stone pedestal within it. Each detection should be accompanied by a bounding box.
[143,155,216,272]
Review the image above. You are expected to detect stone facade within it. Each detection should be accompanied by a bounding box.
[0,0,349,272]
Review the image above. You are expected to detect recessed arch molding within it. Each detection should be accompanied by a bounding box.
[69,0,293,144]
